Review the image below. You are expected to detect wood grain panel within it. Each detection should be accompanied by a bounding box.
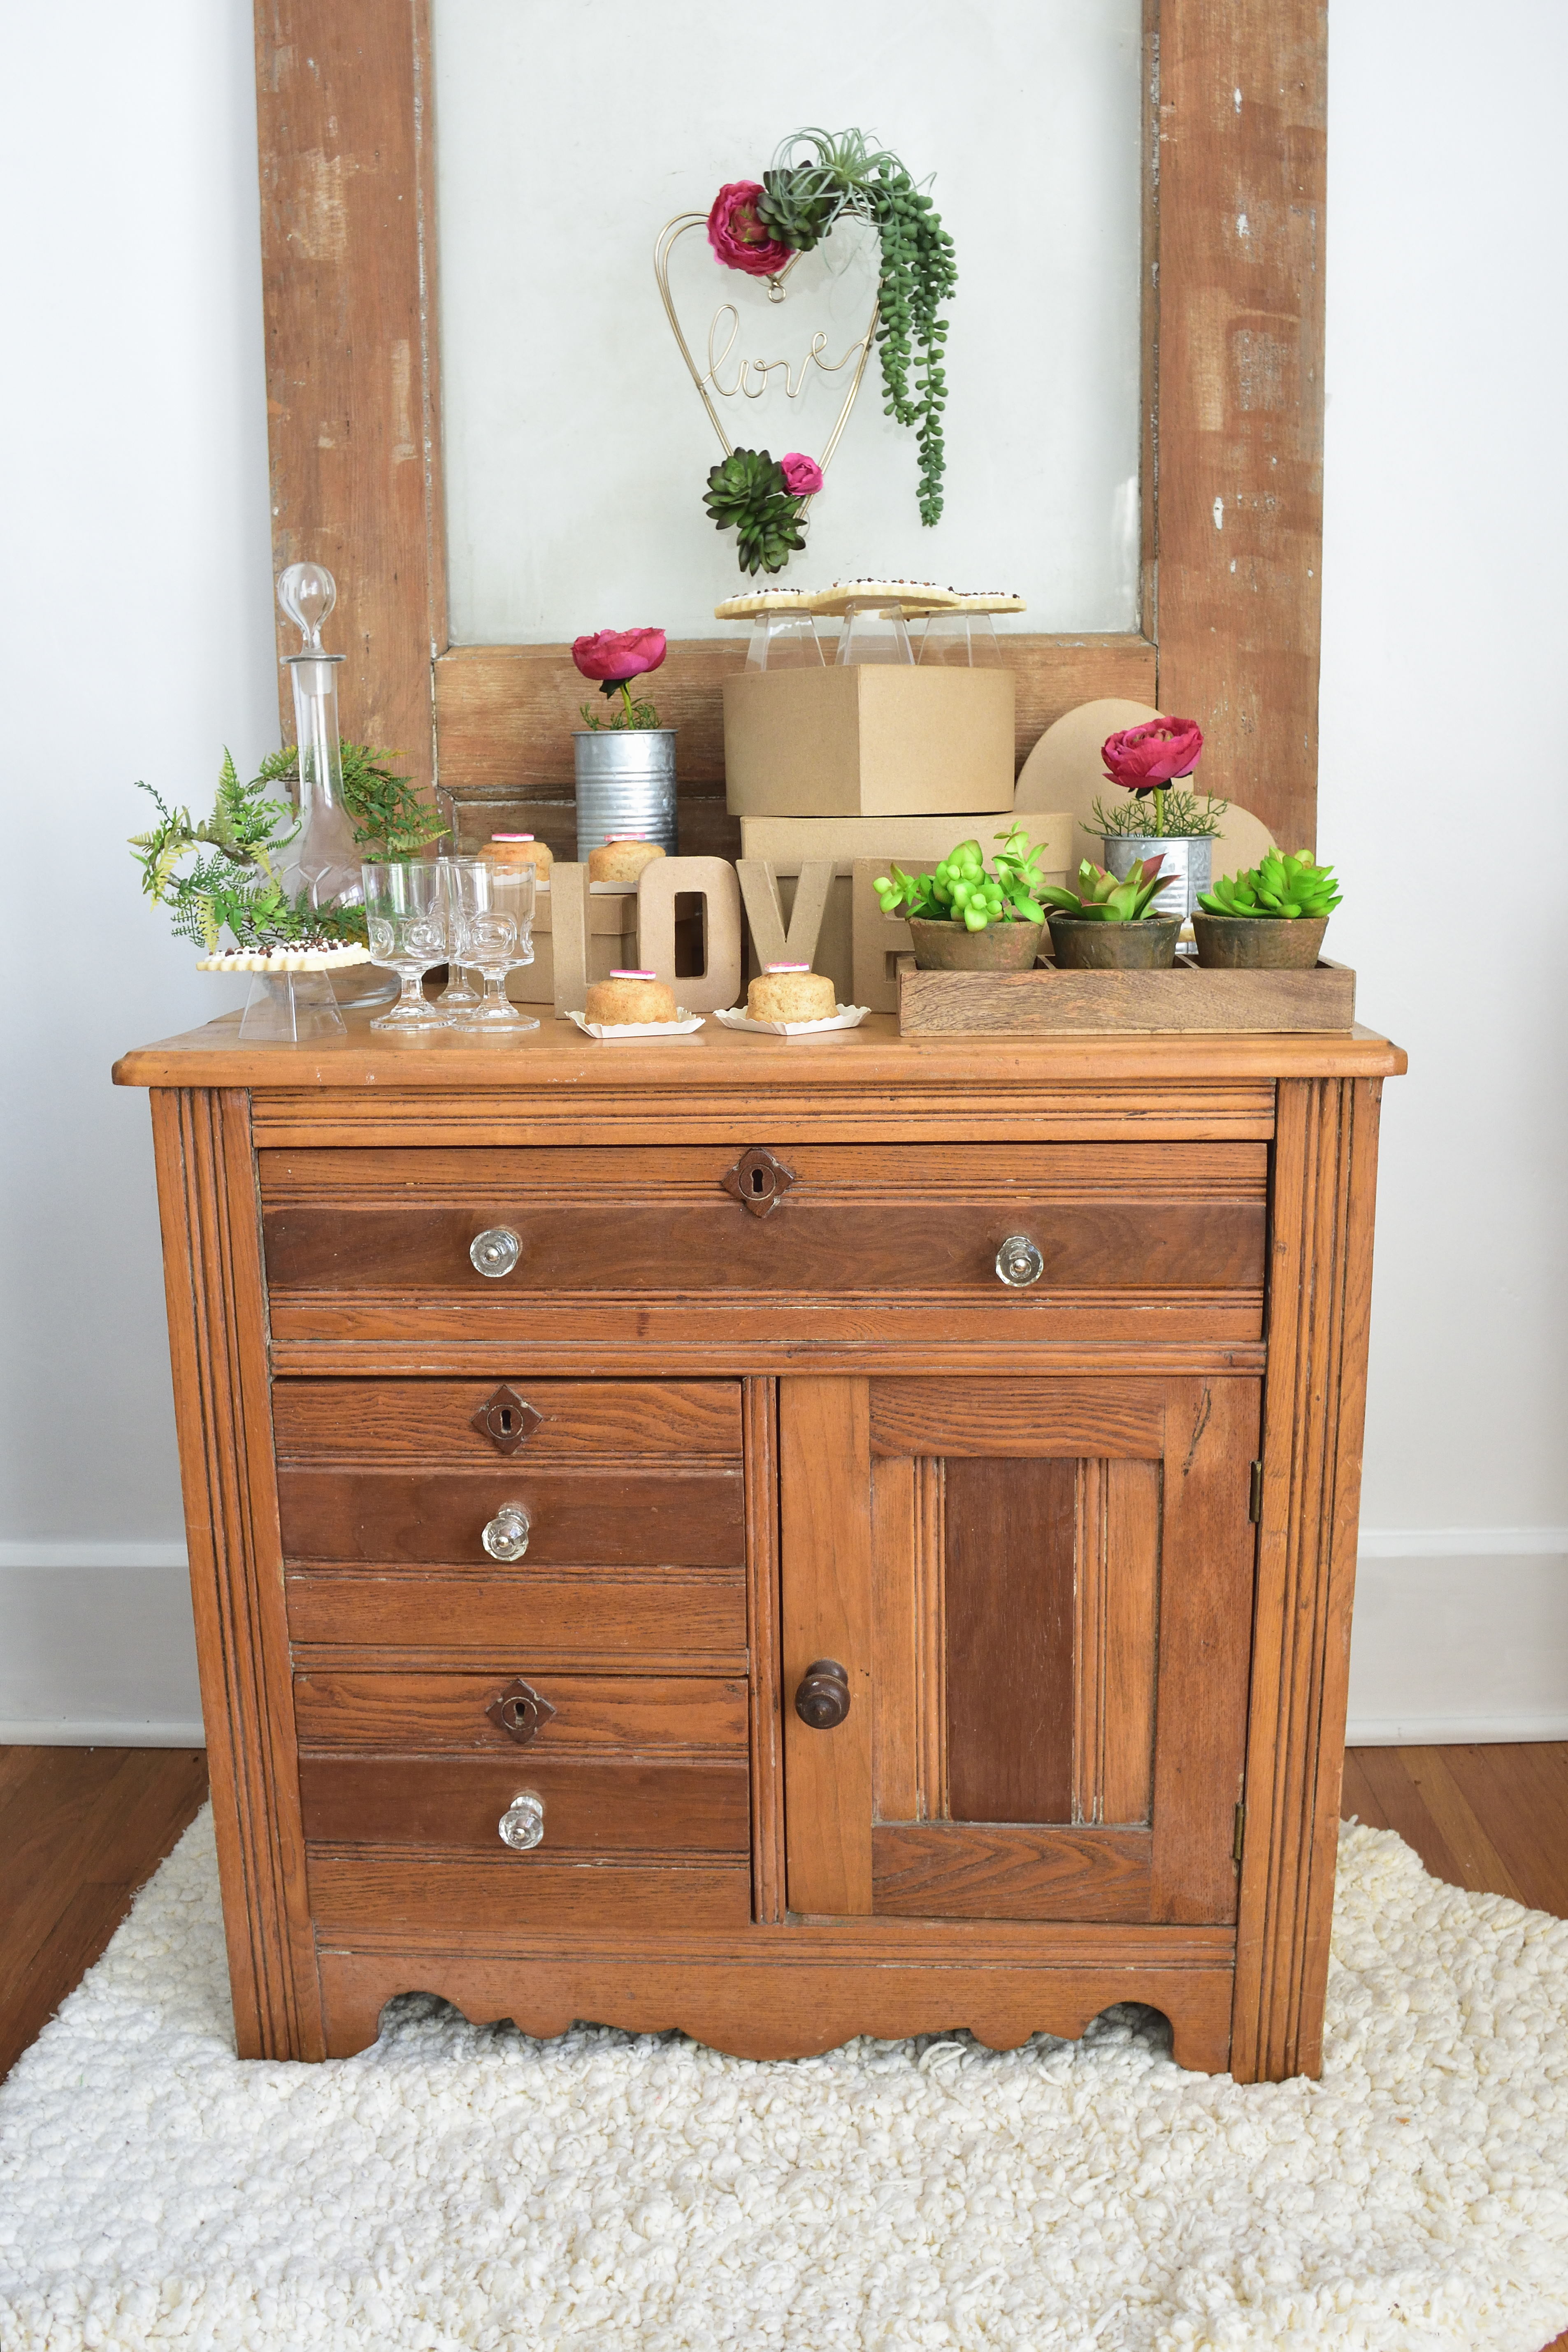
[307,1852,753,1939]
[272,1379,741,1463]
[872,1379,1165,1460]
[869,1455,946,1826]
[780,1378,873,1915]
[1152,0,1328,850]
[743,1377,786,1925]
[241,1075,1285,1149]
[298,1755,749,1852]
[872,1825,1152,1922]
[316,1944,1235,2070]
[255,0,444,789]
[1073,1459,1108,1825]
[276,1467,744,1567]
[259,1140,1269,1206]
[1149,1378,1259,1925]
[150,1089,323,2061]
[285,1568,746,1658]
[1103,1458,1163,1825]
[945,1458,1077,1825]
[1232,1078,1382,2083]
[263,1200,1266,1297]
[432,635,1158,797]
[870,1454,918,1825]
[292,1670,747,1754]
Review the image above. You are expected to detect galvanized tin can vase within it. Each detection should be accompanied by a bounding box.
[1100,834,1213,921]
[574,729,678,861]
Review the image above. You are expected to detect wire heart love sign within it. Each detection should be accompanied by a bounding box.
[653,211,879,480]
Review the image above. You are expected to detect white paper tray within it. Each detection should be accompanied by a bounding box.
[568,1010,705,1041]
[712,1004,869,1037]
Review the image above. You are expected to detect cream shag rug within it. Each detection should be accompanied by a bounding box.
[1,1812,1565,2352]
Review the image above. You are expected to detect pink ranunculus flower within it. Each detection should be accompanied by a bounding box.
[1101,715,1204,793]
[571,629,668,685]
[778,451,824,497]
[707,181,793,278]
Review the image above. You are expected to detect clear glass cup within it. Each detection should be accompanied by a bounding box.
[745,611,826,669]
[360,861,450,1030]
[435,856,483,1014]
[835,599,915,665]
[445,857,540,1030]
[918,611,1003,667]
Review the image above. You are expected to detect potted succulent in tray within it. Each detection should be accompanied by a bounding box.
[1037,857,1183,968]
[1194,851,1342,968]
[1093,717,1227,919]
[873,824,1050,970]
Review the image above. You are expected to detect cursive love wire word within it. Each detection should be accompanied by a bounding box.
[703,304,871,402]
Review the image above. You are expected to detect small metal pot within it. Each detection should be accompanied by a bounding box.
[574,728,678,861]
[907,917,1044,972]
[1046,916,1182,970]
[1100,834,1213,921]
[1191,913,1329,969]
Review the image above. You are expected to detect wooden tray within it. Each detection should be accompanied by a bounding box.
[895,954,1355,1035]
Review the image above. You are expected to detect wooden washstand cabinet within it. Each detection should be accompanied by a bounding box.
[115,1013,1403,2079]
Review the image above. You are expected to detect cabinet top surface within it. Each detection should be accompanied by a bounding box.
[113,1010,1406,1092]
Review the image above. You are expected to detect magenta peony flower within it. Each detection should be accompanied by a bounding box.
[778,451,824,497]
[571,629,667,685]
[1101,716,1204,793]
[707,182,793,278]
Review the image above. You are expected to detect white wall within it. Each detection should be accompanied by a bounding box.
[1,0,1563,1745]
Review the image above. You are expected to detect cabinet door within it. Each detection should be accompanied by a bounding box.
[779,1375,1258,1925]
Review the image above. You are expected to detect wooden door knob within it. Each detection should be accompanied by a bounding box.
[794,1658,851,1729]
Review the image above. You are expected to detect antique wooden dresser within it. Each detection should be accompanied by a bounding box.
[115,1013,1403,2079]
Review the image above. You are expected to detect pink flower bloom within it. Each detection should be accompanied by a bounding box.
[1101,715,1204,792]
[707,181,793,278]
[779,451,824,497]
[571,629,668,684]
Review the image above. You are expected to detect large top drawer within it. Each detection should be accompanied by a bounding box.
[259,1142,1267,1302]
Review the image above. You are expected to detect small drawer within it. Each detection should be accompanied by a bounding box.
[276,1465,744,1568]
[286,1568,746,1663]
[307,1852,752,1939]
[272,1379,742,1466]
[293,1667,748,1754]
[297,1753,749,1855]
[260,1142,1268,1305]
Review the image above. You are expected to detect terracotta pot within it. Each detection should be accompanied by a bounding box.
[1046,916,1181,970]
[907,917,1044,972]
[1191,913,1328,969]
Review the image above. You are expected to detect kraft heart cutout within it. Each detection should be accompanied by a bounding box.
[653,211,880,481]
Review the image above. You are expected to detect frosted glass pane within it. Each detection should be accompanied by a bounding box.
[434,0,1142,643]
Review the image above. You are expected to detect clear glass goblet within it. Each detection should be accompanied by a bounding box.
[446,859,540,1030]
[360,861,450,1031]
[435,856,483,1014]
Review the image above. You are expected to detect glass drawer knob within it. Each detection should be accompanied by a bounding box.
[499,1791,544,1851]
[995,1235,1045,1288]
[482,1502,531,1561]
[471,1226,522,1278]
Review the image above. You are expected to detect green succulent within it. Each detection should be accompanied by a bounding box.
[1037,857,1171,923]
[702,446,807,576]
[874,824,1050,933]
[754,167,834,253]
[765,129,957,528]
[1199,850,1342,920]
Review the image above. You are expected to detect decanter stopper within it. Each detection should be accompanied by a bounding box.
[277,561,337,652]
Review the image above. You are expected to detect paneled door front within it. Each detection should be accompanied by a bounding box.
[779,1375,1259,1925]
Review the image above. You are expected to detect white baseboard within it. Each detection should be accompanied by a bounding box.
[0,1535,1563,1750]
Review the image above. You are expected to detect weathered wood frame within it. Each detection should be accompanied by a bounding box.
[253,0,1326,862]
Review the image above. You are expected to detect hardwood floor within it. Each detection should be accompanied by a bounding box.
[1,1742,1564,2347]
[0,1744,207,2083]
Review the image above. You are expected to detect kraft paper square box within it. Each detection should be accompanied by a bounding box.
[722,666,1016,817]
